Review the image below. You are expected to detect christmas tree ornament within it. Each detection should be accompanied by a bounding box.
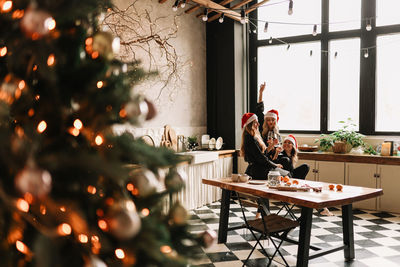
[15,160,52,198]
[165,169,186,192]
[92,32,119,60]
[20,8,55,39]
[128,168,160,197]
[168,203,188,225]
[104,200,141,239]
[145,98,157,121]
[199,230,217,248]
[125,95,149,123]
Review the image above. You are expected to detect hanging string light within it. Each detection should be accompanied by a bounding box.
[240,9,246,24]
[312,24,317,36]
[172,0,179,12]
[263,22,268,33]
[287,44,290,50]
[364,49,369,58]
[180,0,187,8]
[202,9,208,22]
[269,37,273,44]
[310,50,313,56]
[219,13,224,23]
[366,18,372,31]
[334,51,338,58]
[288,0,293,15]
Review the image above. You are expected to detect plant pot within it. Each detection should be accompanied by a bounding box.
[332,141,346,153]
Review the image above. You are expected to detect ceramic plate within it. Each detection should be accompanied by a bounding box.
[208,138,216,150]
[215,137,223,150]
[248,180,267,185]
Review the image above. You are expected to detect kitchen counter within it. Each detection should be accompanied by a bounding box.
[298,151,400,165]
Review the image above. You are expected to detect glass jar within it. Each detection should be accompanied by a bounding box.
[267,170,280,186]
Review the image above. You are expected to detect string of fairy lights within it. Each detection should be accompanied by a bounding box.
[171,0,400,58]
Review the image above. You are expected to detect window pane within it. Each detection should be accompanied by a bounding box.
[329,0,361,32]
[376,34,400,132]
[257,0,321,40]
[258,42,321,131]
[376,0,400,26]
[328,38,360,131]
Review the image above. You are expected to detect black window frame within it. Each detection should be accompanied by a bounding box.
[249,0,400,135]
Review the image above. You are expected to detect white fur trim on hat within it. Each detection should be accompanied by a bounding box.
[243,114,257,129]
[265,111,278,120]
[284,135,297,149]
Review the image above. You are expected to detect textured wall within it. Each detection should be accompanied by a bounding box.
[111,0,207,142]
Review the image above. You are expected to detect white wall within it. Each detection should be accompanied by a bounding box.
[112,0,207,144]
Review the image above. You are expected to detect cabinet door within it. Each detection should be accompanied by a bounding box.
[296,160,316,181]
[378,165,400,213]
[346,163,377,211]
[317,161,345,184]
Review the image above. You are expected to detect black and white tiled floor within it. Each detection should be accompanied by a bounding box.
[189,201,400,267]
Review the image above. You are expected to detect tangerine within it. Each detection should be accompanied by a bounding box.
[293,180,299,185]
[283,177,290,183]
[328,184,335,190]
[286,182,291,186]
[336,184,343,191]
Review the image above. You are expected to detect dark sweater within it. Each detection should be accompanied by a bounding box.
[243,131,278,180]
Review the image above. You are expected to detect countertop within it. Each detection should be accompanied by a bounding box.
[298,151,400,165]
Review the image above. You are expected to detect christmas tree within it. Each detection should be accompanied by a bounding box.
[0,0,213,266]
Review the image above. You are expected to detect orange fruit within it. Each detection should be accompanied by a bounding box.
[280,176,284,182]
[293,180,299,185]
[336,184,343,191]
[286,182,291,186]
[283,177,290,183]
[328,184,335,190]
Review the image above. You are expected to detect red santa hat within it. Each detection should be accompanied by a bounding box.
[265,109,279,122]
[284,134,297,149]
[241,113,258,129]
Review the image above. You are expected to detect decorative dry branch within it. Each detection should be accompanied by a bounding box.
[102,1,190,101]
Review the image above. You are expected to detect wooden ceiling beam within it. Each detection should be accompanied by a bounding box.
[159,0,168,3]
[190,0,241,22]
[245,0,270,14]
[193,0,234,15]
[207,0,252,23]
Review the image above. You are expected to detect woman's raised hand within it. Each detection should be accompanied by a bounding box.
[258,82,266,103]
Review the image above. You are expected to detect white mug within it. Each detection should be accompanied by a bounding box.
[239,174,252,183]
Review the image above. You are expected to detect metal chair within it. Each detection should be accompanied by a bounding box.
[237,193,299,267]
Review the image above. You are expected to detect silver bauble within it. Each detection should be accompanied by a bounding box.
[129,168,160,197]
[165,169,187,192]
[105,200,141,240]
[15,165,52,198]
[20,8,53,38]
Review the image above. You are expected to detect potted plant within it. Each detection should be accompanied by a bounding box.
[316,118,366,153]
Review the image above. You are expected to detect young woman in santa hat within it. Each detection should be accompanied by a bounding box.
[272,134,309,179]
[256,82,281,156]
[240,112,282,179]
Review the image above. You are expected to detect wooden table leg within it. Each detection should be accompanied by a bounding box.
[218,189,231,243]
[342,204,355,260]
[296,207,313,267]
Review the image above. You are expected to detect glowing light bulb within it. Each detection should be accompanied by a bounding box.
[47,54,55,66]
[269,37,273,44]
[44,17,56,31]
[172,0,179,11]
[16,198,29,212]
[95,135,103,145]
[115,248,125,259]
[18,80,25,90]
[141,208,150,216]
[87,185,97,194]
[160,245,172,254]
[58,223,72,235]
[240,9,246,24]
[79,234,88,243]
[98,219,108,230]
[69,127,80,136]
[97,81,103,88]
[73,119,83,130]
[16,241,28,254]
[181,0,186,8]
[37,121,47,133]
[0,46,7,57]
[364,49,369,58]
[2,1,12,13]
[366,18,372,31]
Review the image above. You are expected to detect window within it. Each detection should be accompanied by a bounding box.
[329,0,361,32]
[328,38,360,131]
[251,0,400,134]
[258,42,321,131]
[257,0,321,40]
[376,0,400,27]
[376,34,400,132]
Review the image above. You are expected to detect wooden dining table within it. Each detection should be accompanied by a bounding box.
[202,178,383,267]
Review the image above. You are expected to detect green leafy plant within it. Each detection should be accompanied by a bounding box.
[186,136,199,150]
[315,118,366,152]
[363,144,378,155]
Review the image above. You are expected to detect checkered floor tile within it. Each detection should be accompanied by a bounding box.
[189,200,400,267]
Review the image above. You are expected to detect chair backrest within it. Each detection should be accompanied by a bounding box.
[236,192,269,234]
